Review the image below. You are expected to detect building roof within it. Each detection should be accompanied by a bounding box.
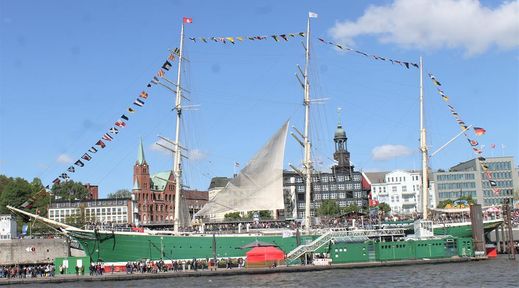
[208,177,230,190]
[183,190,209,201]
[334,123,346,139]
[363,172,388,184]
[150,171,172,191]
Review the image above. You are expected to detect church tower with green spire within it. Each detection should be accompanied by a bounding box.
[133,138,151,223]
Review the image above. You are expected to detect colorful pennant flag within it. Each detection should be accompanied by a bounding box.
[183,17,193,24]
[109,127,119,134]
[115,120,126,128]
[121,114,129,121]
[67,166,75,173]
[96,140,106,148]
[474,127,486,136]
[128,107,135,113]
[52,178,61,185]
[157,69,165,77]
[317,37,418,70]
[139,91,148,99]
[82,153,92,161]
[162,61,172,71]
[467,139,478,146]
[74,160,84,167]
[134,99,145,107]
[102,133,113,141]
[88,147,98,153]
[428,73,441,86]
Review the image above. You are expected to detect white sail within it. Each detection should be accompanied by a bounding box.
[195,121,289,217]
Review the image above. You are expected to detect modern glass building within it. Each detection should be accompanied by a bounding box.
[434,156,517,206]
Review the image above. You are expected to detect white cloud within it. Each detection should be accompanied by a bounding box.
[150,140,207,161]
[188,149,207,161]
[372,144,414,161]
[56,153,73,164]
[329,0,519,55]
[150,139,171,154]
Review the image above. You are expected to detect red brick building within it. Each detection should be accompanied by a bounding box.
[84,183,99,200]
[132,139,175,224]
[132,139,208,225]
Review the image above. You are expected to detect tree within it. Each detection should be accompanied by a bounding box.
[317,199,341,216]
[224,212,241,221]
[0,175,11,199]
[0,177,40,214]
[107,189,132,199]
[51,180,89,201]
[377,202,391,214]
[342,204,360,214]
[438,199,453,209]
[246,210,273,220]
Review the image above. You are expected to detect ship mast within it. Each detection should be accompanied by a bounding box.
[419,57,429,220]
[173,21,186,233]
[303,13,313,233]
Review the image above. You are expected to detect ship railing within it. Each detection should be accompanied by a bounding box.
[285,230,334,263]
[285,228,407,263]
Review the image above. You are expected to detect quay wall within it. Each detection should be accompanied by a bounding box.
[0,238,70,265]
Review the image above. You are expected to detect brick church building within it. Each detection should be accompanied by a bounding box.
[132,139,176,225]
[132,139,208,226]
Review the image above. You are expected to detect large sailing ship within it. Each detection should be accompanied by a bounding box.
[8,13,499,267]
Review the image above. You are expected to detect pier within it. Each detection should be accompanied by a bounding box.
[0,256,478,286]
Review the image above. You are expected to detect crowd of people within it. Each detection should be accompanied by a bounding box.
[122,258,245,274]
[0,264,55,278]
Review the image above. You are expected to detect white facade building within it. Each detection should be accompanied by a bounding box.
[368,170,436,215]
[0,215,17,240]
[48,198,134,225]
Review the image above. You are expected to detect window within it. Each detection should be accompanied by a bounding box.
[402,186,407,192]
[338,184,345,191]
[392,186,397,193]
[322,193,329,200]
[330,193,337,199]
[339,192,346,198]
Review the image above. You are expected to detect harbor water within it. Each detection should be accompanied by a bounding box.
[16,256,519,288]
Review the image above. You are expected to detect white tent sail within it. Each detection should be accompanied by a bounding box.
[195,121,289,217]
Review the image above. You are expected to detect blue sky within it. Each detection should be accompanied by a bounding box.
[1,0,518,197]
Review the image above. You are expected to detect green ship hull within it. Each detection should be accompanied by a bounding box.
[432,219,503,237]
[68,224,487,264]
[69,230,318,263]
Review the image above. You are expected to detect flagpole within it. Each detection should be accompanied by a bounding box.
[173,20,185,234]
